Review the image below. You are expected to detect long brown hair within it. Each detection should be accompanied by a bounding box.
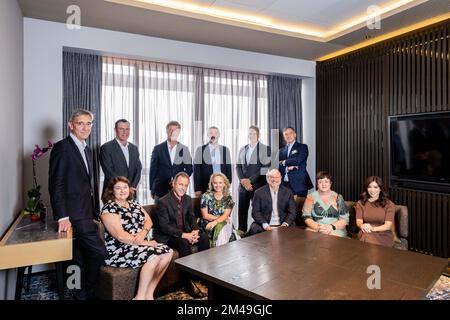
[102,176,133,203]
[359,176,389,207]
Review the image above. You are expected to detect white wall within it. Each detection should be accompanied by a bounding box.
[0,0,24,300]
[24,18,316,205]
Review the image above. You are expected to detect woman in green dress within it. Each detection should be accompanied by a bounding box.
[199,172,240,247]
[301,171,349,237]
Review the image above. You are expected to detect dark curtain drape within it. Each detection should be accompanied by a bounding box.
[62,50,102,185]
[268,75,302,148]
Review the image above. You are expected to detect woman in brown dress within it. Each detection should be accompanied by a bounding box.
[356,176,396,247]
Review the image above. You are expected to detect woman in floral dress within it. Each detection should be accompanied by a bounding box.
[100,176,173,300]
[199,173,240,247]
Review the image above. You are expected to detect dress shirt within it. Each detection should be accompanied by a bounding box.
[209,144,221,173]
[116,138,130,167]
[246,143,257,165]
[167,141,178,165]
[263,187,281,229]
[284,143,294,182]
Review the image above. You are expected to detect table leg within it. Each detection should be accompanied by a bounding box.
[15,266,26,300]
[26,265,33,293]
[55,262,65,300]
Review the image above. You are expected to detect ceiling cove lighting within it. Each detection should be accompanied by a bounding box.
[105,0,424,41]
[317,12,450,61]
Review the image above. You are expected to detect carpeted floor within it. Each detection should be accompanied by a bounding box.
[18,272,449,300]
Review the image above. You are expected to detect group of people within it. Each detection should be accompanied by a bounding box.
[48,108,397,300]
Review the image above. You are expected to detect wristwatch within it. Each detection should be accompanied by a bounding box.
[331,224,336,231]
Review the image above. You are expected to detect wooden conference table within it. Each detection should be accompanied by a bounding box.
[0,213,72,299]
[175,227,447,300]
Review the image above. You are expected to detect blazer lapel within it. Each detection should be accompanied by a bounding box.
[264,186,273,215]
[113,139,129,169]
[163,142,172,166]
[203,144,212,165]
[67,136,90,178]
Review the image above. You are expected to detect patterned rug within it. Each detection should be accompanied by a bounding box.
[19,272,449,300]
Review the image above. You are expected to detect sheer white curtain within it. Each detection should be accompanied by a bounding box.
[202,69,268,226]
[101,58,268,221]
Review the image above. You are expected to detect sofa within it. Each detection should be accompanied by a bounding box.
[95,197,201,300]
[293,196,408,250]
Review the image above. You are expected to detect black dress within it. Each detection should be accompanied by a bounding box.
[101,200,171,268]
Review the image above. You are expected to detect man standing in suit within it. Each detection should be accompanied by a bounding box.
[236,126,271,232]
[193,126,232,196]
[153,172,209,297]
[278,127,313,197]
[48,109,106,300]
[100,119,142,197]
[247,169,297,236]
[150,121,193,200]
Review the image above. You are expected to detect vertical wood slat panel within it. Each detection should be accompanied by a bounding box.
[437,27,442,109]
[317,20,450,258]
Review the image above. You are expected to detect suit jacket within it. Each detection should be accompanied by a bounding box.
[153,192,199,244]
[48,136,99,222]
[193,144,232,193]
[278,141,314,195]
[251,184,296,226]
[150,141,193,197]
[236,142,271,191]
[100,139,142,193]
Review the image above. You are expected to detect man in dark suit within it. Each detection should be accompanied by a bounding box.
[193,126,232,196]
[247,169,296,236]
[278,127,313,197]
[100,119,142,197]
[153,172,209,297]
[150,121,193,200]
[48,109,106,300]
[236,126,271,232]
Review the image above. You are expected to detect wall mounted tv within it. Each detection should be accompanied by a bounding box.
[389,112,450,193]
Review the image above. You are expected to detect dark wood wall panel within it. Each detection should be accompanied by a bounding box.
[317,20,450,258]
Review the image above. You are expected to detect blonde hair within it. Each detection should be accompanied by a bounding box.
[207,172,231,198]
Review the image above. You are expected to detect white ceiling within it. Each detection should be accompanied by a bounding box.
[184,0,393,29]
[18,0,450,60]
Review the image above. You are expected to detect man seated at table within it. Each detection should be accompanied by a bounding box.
[152,172,210,298]
[247,169,297,236]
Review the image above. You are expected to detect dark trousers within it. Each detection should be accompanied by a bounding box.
[282,182,307,197]
[238,187,254,233]
[167,232,209,288]
[246,222,266,237]
[166,231,210,258]
[71,220,106,300]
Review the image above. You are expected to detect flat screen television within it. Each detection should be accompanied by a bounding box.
[389,112,450,192]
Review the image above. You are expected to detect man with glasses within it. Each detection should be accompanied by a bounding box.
[49,109,106,300]
[247,169,296,236]
[100,119,142,198]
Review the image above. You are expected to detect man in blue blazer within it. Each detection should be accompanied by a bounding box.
[100,119,142,197]
[193,126,232,195]
[150,121,193,199]
[48,109,106,300]
[278,127,313,197]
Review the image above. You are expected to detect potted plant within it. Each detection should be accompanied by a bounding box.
[22,141,53,221]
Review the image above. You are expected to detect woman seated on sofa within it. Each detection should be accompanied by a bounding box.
[302,171,349,237]
[356,176,396,248]
[199,173,240,247]
[100,176,173,300]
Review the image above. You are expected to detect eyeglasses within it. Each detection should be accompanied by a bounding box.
[73,121,93,127]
